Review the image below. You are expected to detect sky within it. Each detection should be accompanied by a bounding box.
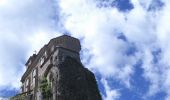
[0,0,170,100]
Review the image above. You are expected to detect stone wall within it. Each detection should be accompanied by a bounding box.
[52,57,102,100]
[19,35,101,100]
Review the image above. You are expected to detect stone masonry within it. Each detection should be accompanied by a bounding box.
[19,35,102,100]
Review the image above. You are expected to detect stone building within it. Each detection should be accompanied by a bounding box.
[20,35,102,100]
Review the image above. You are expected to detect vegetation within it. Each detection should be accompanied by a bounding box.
[10,94,25,100]
[39,77,52,100]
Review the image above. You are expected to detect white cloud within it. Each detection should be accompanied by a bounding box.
[0,0,60,91]
[59,0,137,81]
[59,0,170,99]
[0,97,9,100]
[1,0,170,99]
[58,0,138,99]
[101,78,120,100]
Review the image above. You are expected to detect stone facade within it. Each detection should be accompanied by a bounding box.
[20,35,102,100]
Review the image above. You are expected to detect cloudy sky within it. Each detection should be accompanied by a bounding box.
[0,0,170,100]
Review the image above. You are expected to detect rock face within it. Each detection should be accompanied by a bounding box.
[55,57,102,100]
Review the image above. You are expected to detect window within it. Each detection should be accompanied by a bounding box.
[40,57,44,65]
[21,85,24,92]
[51,45,54,52]
[32,69,36,86]
[40,52,47,65]
[28,60,31,66]
[44,51,47,58]
[25,79,29,92]
[26,79,29,86]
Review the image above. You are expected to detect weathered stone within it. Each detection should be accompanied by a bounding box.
[55,57,102,100]
[14,35,102,100]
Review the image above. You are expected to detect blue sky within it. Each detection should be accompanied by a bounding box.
[0,0,170,100]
